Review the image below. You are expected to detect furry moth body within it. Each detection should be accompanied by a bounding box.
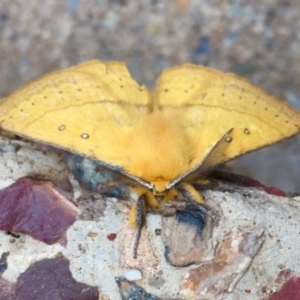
[1,60,300,257]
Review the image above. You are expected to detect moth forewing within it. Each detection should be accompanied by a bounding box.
[167,128,234,190]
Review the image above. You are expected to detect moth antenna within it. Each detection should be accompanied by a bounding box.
[133,194,146,258]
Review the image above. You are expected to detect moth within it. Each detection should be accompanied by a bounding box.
[0,60,300,256]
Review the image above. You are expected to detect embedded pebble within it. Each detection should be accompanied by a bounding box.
[125,269,143,281]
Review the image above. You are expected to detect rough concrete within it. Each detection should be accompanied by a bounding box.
[0,136,300,299]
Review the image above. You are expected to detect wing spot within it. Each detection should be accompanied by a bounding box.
[286,120,289,123]
[44,96,48,99]
[81,133,89,139]
[59,91,63,94]
[31,102,35,105]
[253,101,256,104]
[244,128,250,134]
[184,90,188,93]
[165,89,169,92]
[225,136,232,143]
[275,114,278,117]
[222,93,225,96]
[77,88,82,92]
[20,109,23,112]
[265,107,268,110]
[120,85,124,88]
[58,125,66,131]
[139,88,143,92]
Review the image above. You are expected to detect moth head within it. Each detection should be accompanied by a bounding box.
[124,173,173,205]
[152,179,171,203]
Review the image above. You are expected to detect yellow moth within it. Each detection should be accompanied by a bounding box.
[0,60,300,256]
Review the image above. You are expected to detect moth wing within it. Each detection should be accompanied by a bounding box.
[168,129,233,188]
[0,60,150,169]
[154,64,300,168]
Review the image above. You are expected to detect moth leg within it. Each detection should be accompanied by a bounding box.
[128,194,146,258]
[194,171,261,195]
[177,182,215,219]
[177,182,204,204]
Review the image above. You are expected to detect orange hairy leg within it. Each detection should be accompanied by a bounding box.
[128,183,210,258]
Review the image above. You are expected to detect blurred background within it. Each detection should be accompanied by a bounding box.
[0,0,299,193]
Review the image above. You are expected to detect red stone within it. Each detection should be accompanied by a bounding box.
[247,178,286,196]
[15,258,99,299]
[107,233,117,241]
[0,177,79,244]
[269,277,300,300]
